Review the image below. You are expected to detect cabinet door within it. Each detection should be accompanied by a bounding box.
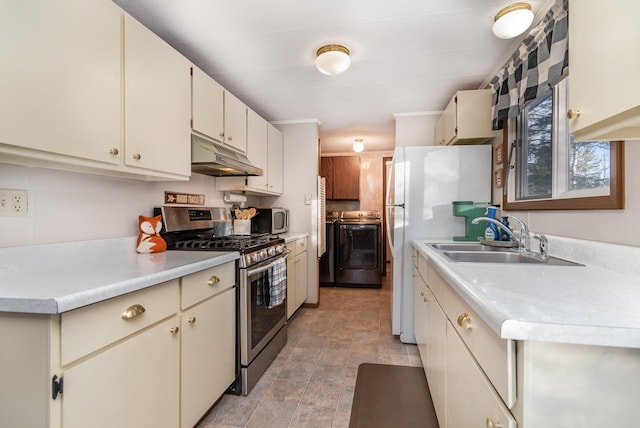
[192,66,224,142]
[320,157,334,199]
[435,114,445,146]
[245,109,269,191]
[124,14,191,177]
[295,251,308,308]
[442,95,457,145]
[332,156,360,200]
[426,291,447,428]
[413,268,429,365]
[568,0,640,139]
[446,325,516,428]
[182,286,236,428]
[62,317,180,428]
[267,123,284,194]
[286,255,297,319]
[223,92,247,153]
[0,0,121,164]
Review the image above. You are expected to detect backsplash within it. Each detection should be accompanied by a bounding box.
[0,163,258,247]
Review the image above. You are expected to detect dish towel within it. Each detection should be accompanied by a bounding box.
[267,257,287,309]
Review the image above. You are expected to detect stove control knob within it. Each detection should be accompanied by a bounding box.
[267,247,275,256]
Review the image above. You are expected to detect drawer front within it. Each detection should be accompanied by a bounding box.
[61,280,179,365]
[446,325,517,428]
[296,237,308,254]
[417,252,428,282]
[445,283,516,408]
[181,262,236,309]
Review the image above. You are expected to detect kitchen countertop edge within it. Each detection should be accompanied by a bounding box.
[412,239,640,349]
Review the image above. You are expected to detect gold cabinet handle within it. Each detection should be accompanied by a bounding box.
[207,275,220,286]
[567,108,582,119]
[121,304,146,320]
[219,132,225,137]
[424,296,431,303]
[187,317,196,325]
[227,136,233,142]
[457,313,472,330]
[169,326,179,335]
[109,148,119,155]
[486,417,502,428]
[132,153,141,160]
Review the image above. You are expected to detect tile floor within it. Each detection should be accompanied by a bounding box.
[197,273,422,428]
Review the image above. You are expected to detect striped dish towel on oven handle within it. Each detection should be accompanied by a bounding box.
[267,256,287,309]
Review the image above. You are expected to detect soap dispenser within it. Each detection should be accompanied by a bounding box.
[484,206,500,241]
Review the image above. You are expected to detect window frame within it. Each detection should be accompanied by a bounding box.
[501,122,625,211]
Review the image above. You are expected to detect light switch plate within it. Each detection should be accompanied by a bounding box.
[305,194,312,205]
[0,189,28,217]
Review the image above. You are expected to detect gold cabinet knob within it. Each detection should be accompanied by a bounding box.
[457,313,472,330]
[207,275,220,286]
[187,317,196,325]
[132,153,141,160]
[567,109,582,119]
[169,326,179,335]
[219,132,225,137]
[486,417,502,428]
[423,296,431,303]
[121,304,146,320]
[227,136,233,142]
[109,148,119,155]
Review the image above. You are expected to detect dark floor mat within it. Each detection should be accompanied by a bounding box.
[349,363,438,428]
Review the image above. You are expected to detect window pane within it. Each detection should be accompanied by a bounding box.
[520,93,552,199]
[568,138,610,191]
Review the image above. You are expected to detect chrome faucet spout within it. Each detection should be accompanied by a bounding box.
[504,215,529,252]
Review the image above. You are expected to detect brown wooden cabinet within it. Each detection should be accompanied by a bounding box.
[320,156,360,200]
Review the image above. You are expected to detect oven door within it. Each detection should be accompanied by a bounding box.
[240,255,287,365]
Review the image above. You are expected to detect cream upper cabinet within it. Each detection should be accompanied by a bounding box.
[435,114,446,146]
[440,89,494,145]
[0,0,121,164]
[191,66,225,142]
[123,14,191,177]
[568,0,640,141]
[267,123,284,194]
[223,91,248,153]
[216,114,284,196]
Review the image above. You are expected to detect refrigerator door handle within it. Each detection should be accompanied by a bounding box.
[385,206,393,250]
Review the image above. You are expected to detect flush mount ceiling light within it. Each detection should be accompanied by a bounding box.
[492,2,534,39]
[315,44,351,76]
[353,139,364,153]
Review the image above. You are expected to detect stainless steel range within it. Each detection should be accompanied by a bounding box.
[158,206,288,396]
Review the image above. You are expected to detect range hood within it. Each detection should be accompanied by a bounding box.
[191,134,263,177]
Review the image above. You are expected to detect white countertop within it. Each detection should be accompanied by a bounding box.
[279,232,309,243]
[0,237,239,314]
[413,238,640,349]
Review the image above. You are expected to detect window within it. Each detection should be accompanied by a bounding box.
[503,78,624,210]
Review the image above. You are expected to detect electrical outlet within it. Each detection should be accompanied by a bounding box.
[0,189,28,217]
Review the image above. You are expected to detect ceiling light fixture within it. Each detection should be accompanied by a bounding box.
[492,2,534,39]
[353,139,364,153]
[315,44,351,76]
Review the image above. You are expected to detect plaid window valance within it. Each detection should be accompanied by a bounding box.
[490,0,568,130]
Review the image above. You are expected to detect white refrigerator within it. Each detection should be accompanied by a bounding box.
[385,145,491,344]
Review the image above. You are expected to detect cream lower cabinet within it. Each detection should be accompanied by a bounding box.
[446,326,516,428]
[62,317,180,428]
[0,262,236,428]
[181,287,236,428]
[286,237,308,318]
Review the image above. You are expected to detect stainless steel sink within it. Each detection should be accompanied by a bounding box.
[429,243,513,252]
[440,250,582,266]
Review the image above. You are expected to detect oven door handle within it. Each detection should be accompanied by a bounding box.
[246,255,287,277]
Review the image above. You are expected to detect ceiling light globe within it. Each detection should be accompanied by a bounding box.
[492,3,534,39]
[315,45,351,76]
[353,141,364,153]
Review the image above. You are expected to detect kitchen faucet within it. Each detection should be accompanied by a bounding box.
[472,214,547,259]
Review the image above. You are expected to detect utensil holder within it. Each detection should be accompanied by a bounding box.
[234,219,251,235]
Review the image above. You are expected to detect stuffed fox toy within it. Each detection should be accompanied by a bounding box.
[136,215,167,254]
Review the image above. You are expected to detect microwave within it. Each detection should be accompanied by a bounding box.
[250,207,289,234]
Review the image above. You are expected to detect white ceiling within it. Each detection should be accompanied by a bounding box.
[113,0,547,154]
